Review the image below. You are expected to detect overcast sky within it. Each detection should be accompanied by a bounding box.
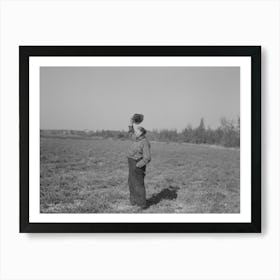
[40,66,240,131]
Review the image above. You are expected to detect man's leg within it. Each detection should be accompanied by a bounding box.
[128,158,136,205]
[132,165,147,208]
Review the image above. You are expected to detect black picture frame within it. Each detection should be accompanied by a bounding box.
[20,46,261,233]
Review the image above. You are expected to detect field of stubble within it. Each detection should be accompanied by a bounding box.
[40,137,240,213]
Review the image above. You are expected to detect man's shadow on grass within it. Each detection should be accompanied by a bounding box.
[146,186,180,208]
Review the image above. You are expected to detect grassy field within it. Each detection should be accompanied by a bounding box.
[40,137,240,213]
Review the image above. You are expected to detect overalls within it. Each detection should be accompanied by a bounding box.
[127,157,147,208]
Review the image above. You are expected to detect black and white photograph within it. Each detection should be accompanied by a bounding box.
[20,46,261,232]
[3,1,280,279]
[40,66,240,214]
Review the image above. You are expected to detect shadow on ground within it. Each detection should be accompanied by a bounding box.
[146,186,180,208]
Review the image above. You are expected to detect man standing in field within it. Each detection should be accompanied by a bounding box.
[127,114,151,209]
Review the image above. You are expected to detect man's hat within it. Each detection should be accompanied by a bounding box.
[133,113,144,124]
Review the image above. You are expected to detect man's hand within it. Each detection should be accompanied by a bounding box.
[136,162,144,168]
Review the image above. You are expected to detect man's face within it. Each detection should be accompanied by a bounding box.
[134,126,143,138]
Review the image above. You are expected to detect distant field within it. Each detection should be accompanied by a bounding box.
[40,137,240,213]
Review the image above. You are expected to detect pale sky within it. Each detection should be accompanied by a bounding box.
[40,67,240,131]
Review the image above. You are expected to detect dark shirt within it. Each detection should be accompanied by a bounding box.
[127,125,151,168]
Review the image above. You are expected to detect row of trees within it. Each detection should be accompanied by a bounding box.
[41,117,240,147]
[146,117,240,147]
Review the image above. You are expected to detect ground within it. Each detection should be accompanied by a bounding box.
[40,137,240,213]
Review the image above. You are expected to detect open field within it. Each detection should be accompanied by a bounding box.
[40,137,240,213]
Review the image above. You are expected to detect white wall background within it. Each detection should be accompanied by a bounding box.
[0,0,279,279]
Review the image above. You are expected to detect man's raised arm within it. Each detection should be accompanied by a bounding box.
[128,116,135,137]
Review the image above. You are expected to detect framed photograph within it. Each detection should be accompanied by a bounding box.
[20,46,261,233]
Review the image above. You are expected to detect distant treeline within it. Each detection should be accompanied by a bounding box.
[148,117,240,147]
[41,117,240,148]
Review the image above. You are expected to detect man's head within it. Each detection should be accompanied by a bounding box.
[134,126,147,138]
